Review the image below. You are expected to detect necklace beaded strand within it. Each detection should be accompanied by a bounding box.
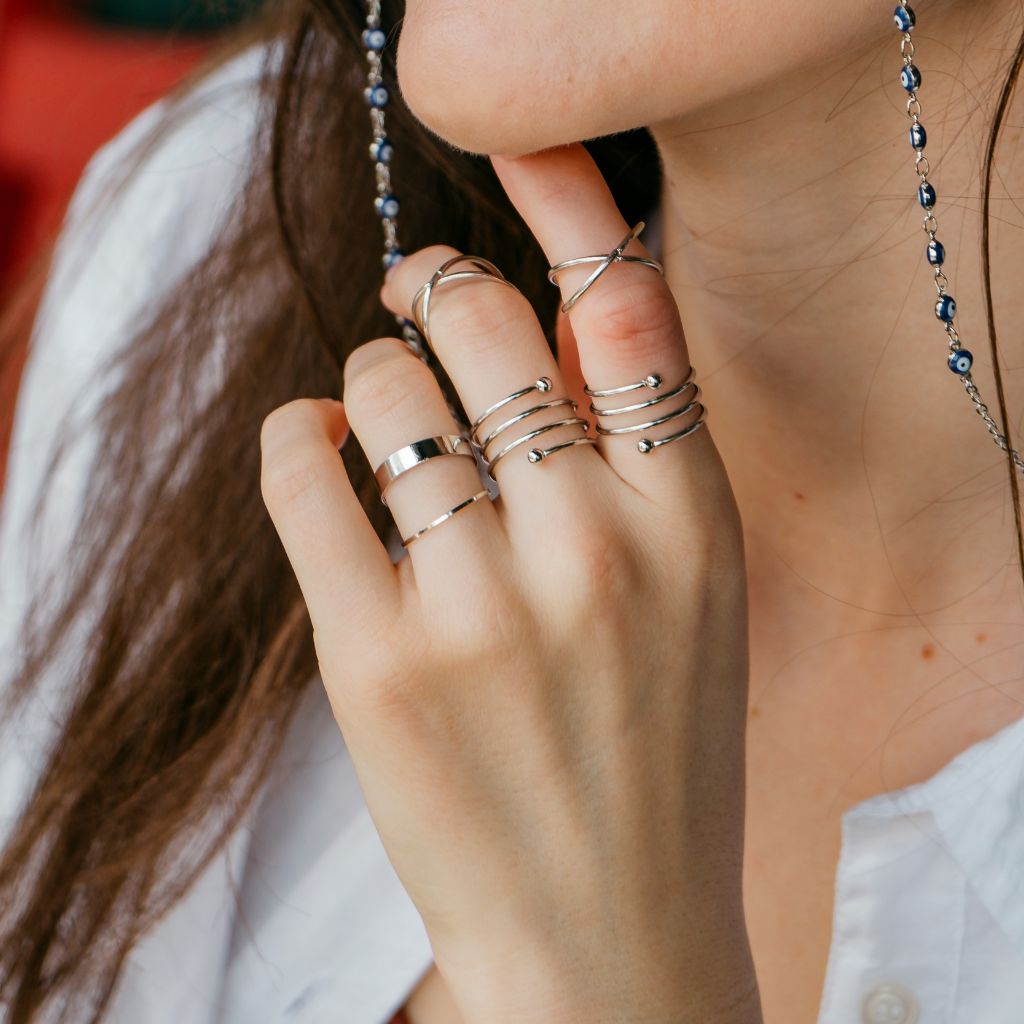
[895,3,1024,474]
[363,0,475,438]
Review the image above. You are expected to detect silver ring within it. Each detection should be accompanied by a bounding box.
[470,376,595,475]
[401,488,492,548]
[585,365,708,454]
[487,416,595,472]
[546,221,664,314]
[411,255,518,351]
[374,434,475,507]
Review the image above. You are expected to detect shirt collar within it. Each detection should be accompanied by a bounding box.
[843,710,1024,955]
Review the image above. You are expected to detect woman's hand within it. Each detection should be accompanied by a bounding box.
[259,142,761,1024]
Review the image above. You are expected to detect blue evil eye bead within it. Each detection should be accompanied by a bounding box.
[364,84,389,108]
[918,181,936,208]
[927,238,945,265]
[909,123,927,150]
[375,193,400,218]
[935,295,956,322]
[894,5,915,32]
[362,27,387,50]
[370,137,395,163]
[948,349,973,375]
[400,318,422,344]
[900,64,921,92]
[383,249,405,271]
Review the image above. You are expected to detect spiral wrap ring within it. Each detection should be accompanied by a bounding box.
[469,375,596,474]
[585,364,708,453]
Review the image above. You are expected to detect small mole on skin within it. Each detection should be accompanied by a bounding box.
[921,643,935,660]
[749,705,761,719]
[976,632,988,643]
[794,491,806,501]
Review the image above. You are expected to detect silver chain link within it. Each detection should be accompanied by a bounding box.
[898,9,1023,474]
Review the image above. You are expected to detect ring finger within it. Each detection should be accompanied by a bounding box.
[342,337,501,578]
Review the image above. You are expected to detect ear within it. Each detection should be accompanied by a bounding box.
[555,308,594,434]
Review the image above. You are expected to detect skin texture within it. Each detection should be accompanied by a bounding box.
[263,0,1024,1021]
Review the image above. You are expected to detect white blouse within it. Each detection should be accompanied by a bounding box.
[2,40,1024,1024]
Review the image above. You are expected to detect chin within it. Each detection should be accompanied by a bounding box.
[394,8,623,157]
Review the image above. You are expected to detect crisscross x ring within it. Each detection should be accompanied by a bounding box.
[410,255,519,351]
[546,220,664,314]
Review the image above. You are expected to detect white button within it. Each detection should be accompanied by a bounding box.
[861,982,919,1024]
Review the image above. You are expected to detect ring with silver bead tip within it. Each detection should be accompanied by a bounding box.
[546,220,665,314]
[469,376,595,474]
[585,364,708,454]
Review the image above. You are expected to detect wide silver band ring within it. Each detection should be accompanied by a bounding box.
[374,434,475,507]
[585,364,708,454]
[402,488,492,548]
[411,255,518,351]
[546,220,664,314]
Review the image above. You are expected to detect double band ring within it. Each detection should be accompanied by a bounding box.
[547,220,664,313]
[411,255,519,351]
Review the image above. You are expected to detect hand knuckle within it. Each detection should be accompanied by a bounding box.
[260,397,313,450]
[433,288,532,358]
[335,640,422,721]
[585,276,683,363]
[344,352,428,419]
[557,523,640,628]
[261,449,332,509]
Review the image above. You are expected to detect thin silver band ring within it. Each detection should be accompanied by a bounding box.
[411,255,519,351]
[401,488,492,548]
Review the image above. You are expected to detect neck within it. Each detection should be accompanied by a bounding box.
[647,0,1024,667]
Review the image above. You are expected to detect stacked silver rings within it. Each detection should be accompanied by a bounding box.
[469,375,595,474]
[547,220,664,313]
[585,364,708,453]
[373,221,704,548]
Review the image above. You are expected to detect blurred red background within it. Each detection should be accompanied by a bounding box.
[0,0,246,489]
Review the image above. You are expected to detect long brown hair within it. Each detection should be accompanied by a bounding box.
[0,1,1020,1021]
